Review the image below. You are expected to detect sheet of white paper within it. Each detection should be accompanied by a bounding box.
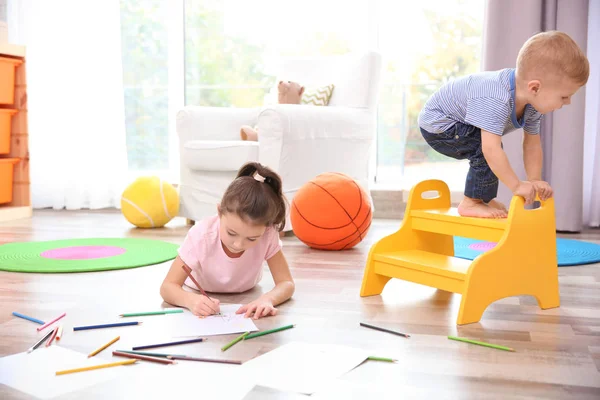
[100,355,254,400]
[239,342,370,395]
[146,304,258,337]
[0,346,133,399]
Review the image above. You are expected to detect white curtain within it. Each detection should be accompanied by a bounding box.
[583,0,600,227]
[7,0,128,210]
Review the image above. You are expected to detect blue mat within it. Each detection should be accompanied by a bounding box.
[454,237,600,267]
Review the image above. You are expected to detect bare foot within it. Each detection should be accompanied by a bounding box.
[487,199,508,216]
[457,197,506,219]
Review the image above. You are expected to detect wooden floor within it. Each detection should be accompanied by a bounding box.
[1,210,600,399]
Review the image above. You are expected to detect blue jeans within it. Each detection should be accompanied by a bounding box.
[420,122,499,203]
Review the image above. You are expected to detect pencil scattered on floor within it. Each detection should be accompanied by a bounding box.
[46,327,59,347]
[55,325,64,340]
[359,322,410,338]
[12,312,44,325]
[244,324,295,340]
[27,329,54,353]
[55,359,137,376]
[73,321,142,331]
[367,356,398,363]
[37,312,66,332]
[88,336,120,357]
[167,355,243,365]
[448,336,515,352]
[116,350,186,358]
[112,350,176,365]
[119,309,184,317]
[221,331,249,351]
[132,337,207,350]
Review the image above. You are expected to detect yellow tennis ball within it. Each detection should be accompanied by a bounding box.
[121,177,179,228]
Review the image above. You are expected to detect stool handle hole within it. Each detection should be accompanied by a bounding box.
[421,190,441,200]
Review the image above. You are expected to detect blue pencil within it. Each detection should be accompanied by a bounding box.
[13,312,45,325]
[73,321,142,331]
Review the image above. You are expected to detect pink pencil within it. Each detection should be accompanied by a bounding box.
[37,313,66,331]
[46,327,59,347]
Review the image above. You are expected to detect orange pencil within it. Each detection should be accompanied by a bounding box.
[88,336,120,357]
[56,325,64,340]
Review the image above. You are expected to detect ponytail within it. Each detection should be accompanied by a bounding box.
[220,162,287,231]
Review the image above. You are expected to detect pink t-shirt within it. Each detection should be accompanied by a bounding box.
[178,215,282,293]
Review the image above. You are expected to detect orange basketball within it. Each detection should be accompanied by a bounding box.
[291,172,372,250]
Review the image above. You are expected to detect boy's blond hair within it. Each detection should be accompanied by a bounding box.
[517,31,589,85]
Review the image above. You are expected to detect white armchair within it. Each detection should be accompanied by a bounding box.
[177,51,382,231]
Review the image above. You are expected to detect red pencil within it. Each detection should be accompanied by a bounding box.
[181,265,210,297]
[46,327,59,347]
[112,351,176,365]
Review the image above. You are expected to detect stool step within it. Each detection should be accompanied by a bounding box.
[410,208,507,242]
[373,250,471,281]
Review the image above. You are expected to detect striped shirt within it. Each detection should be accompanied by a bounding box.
[418,68,542,136]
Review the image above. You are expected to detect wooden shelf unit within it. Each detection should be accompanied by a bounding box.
[0,44,31,222]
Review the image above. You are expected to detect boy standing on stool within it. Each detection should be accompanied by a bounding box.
[418,31,589,218]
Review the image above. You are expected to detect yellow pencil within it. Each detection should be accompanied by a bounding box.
[88,336,120,358]
[56,359,137,375]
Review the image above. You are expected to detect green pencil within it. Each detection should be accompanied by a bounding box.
[221,332,249,351]
[116,350,186,358]
[367,356,398,363]
[448,336,515,352]
[244,324,295,340]
[119,309,184,317]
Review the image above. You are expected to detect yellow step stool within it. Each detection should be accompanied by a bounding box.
[360,179,560,325]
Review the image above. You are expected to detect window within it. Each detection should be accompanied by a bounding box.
[120,0,484,189]
[375,0,484,189]
[183,0,369,107]
[120,1,170,172]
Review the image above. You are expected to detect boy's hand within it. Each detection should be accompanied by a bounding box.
[529,180,553,201]
[513,181,536,205]
[189,295,220,317]
[236,298,278,320]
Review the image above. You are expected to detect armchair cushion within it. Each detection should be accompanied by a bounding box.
[182,140,258,172]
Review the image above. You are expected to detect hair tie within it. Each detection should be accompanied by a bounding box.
[253,172,266,183]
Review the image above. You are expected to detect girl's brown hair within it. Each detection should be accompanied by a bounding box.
[220,162,287,231]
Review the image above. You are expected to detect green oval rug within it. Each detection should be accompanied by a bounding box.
[0,238,178,273]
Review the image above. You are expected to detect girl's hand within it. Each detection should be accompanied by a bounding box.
[236,298,278,319]
[189,295,220,317]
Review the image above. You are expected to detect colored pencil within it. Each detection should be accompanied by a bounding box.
[368,356,398,363]
[88,336,120,357]
[27,329,54,353]
[73,321,142,331]
[360,322,410,338]
[119,309,184,317]
[132,337,207,350]
[167,355,243,365]
[46,327,59,347]
[56,325,64,340]
[55,359,137,375]
[244,324,295,340]
[112,351,176,365]
[37,312,66,332]
[181,265,221,315]
[12,312,44,325]
[448,336,515,352]
[181,265,210,297]
[221,332,249,351]
[116,350,186,358]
